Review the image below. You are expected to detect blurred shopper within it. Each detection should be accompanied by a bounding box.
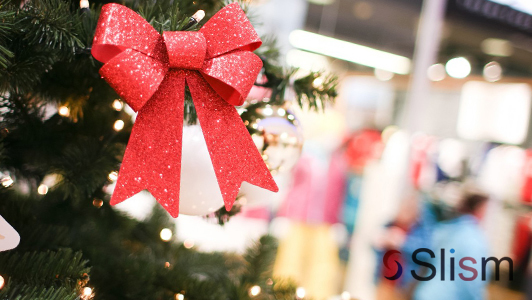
[413,192,490,300]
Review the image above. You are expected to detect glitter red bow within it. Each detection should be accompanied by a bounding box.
[92,3,278,217]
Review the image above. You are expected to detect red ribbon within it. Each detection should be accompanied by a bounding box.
[92,3,278,217]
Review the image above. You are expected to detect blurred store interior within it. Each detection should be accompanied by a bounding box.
[116,0,532,299]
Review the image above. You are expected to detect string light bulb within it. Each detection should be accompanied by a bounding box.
[1,176,13,188]
[92,199,103,208]
[175,293,184,300]
[58,106,70,117]
[312,77,324,88]
[80,0,89,8]
[113,120,125,131]
[108,171,118,181]
[81,287,93,299]
[296,287,306,299]
[37,184,49,195]
[183,10,206,30]
[0,275,4,289]
[160,228,173,241]
[249,285,261,297]
[112,100,123,111]
[341,291,351,300]
[183,239,195,249]
[192,10,206,23]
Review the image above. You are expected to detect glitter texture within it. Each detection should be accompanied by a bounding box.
[92,3,278,217]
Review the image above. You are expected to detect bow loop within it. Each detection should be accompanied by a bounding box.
[201,51,262,106]
[200,3,262,59]
[100,49,168,112]
[92,3,167,64]
[163,32,206,70]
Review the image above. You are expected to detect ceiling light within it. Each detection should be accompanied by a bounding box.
[289,30,411,74]
[445,57,471,79]
[483,61,502,82]
[481,38,513,57]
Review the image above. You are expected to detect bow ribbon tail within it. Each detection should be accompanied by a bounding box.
[186,72,279,211]
[111,71,187,218]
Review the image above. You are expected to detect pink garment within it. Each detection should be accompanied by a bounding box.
[277,153,347,224]
[240,206,270,220]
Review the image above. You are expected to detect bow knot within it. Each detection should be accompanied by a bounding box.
[92,3,278,217]
[163,32,206,70]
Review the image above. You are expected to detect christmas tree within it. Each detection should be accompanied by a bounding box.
[0,0,337,299]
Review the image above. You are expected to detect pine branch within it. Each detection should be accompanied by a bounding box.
[0,0,86,93]
[19,0,84,57]
[0,249,89,291]
[0,7,15,69]
[293,72,338,111]
[242,235,277,284]
[255,40,339,109]
[0,284,79,300]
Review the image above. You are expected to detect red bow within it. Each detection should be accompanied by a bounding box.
[92,3,278,217]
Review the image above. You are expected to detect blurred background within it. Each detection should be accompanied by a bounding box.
[114,0,532,299]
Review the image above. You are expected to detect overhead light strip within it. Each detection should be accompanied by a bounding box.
[289,30,411,75]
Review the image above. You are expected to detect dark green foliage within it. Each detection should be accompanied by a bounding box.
[0,249,89,290]
[0,285,80,300]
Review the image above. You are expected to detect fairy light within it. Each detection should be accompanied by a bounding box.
[0,275,4,289]
[249,285,261,297]
[1,176,13,188]
[262,106,273,116]
[312,77,324,88]
[296,287,306,299]
[113,120,125,131]
[175,294,184,300]
[192,10,206,23]
[183,10,206,30]
[82,287,93,299]
[37,184,49,195]
[108,171,118,181]
[58,106,70,117]
[80,0,89,8]
[160,228,173,241]
[183,239,195,249]
[112,100,123,111]
[165,261,171,268]
[341,291,351,300]
[92,199,103,208]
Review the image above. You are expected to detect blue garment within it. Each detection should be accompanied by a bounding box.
[413,215,490,300]
[342,174,362,235]
[374,200,437,286]
[400,201,438,287]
